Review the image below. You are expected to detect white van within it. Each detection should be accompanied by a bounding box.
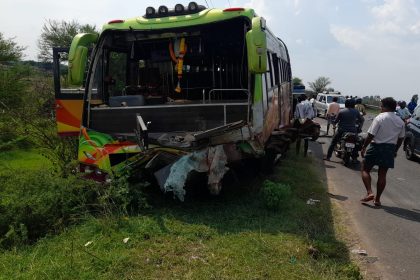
[314,92,346,117]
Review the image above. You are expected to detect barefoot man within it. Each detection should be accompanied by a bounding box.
[360,97,405,206]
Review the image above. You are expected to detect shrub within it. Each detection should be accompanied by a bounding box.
[0,168,149,249]
[260,180,292,210]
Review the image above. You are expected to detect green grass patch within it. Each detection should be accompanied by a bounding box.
[365,106,380,115]
[0,149,50,173]
[0,154,361,279]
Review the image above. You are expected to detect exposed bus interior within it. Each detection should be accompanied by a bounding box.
[88,18,251,139]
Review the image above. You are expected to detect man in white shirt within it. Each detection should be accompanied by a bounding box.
[395,101,411,122]
[294,95,315,120]
[360,97,405,207]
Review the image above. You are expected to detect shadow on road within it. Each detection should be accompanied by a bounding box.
[362,203,420,223]
[327,192,348,201]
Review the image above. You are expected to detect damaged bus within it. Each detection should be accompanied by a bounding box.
[53,2,293,200]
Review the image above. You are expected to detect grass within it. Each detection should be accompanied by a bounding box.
[0,149,50,173]
[365,106,380,115]
[0,152,361,279]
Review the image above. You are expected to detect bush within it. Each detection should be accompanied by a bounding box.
[0,169,149,249]
[260,180,292,210]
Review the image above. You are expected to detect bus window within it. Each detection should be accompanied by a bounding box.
[264,55,271,90]
[262,73,268,113]
[267,51,274,88]
[271,53,280,86]
[281,60,286,83]
[108,51,127,97]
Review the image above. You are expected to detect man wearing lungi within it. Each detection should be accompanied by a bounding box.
[360,97,405,207]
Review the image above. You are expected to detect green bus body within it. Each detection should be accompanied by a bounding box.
[57,4,292,199]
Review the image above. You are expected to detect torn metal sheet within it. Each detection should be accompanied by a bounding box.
[193,120,245,140]
[156,132,196,148]
[159,145,229,201]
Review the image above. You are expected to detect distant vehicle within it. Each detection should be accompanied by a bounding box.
[314,92,346,117]
[404,105,420,160]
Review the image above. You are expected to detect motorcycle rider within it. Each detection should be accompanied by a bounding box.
[355,98,366,132]
[326,96,340,136]
[324,99,363,161]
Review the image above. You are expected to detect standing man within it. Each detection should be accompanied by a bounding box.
[355,98,366,132]
[326,96,340,135]
[360,97,405,207]
[395,101,411,122]
[294,95,315,120]
[407,95,418,114]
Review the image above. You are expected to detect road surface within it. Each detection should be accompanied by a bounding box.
[310,114,420,280]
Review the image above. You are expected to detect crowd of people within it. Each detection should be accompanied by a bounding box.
[292,93,418,208]
[395,94,418,122]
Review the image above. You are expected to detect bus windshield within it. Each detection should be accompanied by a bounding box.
[89,17,249,108]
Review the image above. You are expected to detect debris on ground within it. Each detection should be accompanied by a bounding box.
[308,245,320,259]
[351,249,368,256]
[306,198,321,205]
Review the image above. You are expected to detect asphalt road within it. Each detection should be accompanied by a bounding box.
[310,114,420,280]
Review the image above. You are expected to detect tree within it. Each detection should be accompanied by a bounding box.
[0,32,26,62]
[38,20,97,62]
[308,76,331,93]
[292,77,303,85]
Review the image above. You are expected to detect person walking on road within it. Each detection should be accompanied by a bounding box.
[325,96,340,136]
[360,97,405,207]
[324,99,362,161]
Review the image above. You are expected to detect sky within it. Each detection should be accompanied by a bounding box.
[1,0,419,101]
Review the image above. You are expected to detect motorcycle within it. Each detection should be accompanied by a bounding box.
[334,132,364,166]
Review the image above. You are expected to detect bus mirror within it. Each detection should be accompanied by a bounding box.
[246,17,267,74]
[68,33,98,86]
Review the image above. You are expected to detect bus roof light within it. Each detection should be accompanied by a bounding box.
[158,5,169,15]
[175,4,185,13]
[108,19,124,24]
[146,6,156,17]
[188,2,198,12]
[223,7,245,12]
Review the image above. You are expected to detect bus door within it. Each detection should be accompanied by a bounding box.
[53,47,85,137]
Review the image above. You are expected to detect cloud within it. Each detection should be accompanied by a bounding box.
[330,25,368,50]
[370,0,420,35]
[330,0,420,50]
[410,20,420,34]
[244,0,271,20]
[292,0,301,15]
